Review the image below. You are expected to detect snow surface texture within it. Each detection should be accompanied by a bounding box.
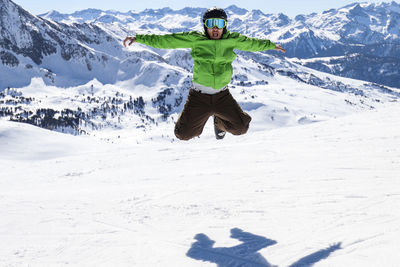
[1,1,400,265]
[1,103,399,266]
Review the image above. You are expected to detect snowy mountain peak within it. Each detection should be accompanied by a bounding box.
[387,1,400,12]
[142,7,174,16]
[45,9,62,16]
[39,9,66,21]
[339,1,400,14]
[348,3,369,16]
[71,8,103,16]
[225,5,247,15]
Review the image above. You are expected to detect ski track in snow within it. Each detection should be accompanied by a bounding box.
[0,103,400,266]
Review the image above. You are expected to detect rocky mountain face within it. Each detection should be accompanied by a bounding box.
[0,0,122,88]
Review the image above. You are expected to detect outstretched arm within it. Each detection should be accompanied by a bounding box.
[123,36,136,47]
[274,44,286,53]
[123,32,200,49]
[233,33,285,53]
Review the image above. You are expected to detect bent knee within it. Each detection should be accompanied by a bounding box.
[231,115,251,135]
[230,125,249,136]
[174,126,201,141]
[175,132,192,141]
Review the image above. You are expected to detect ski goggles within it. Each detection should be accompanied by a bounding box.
[204,18,227,29]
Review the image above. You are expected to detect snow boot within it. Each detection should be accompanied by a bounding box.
[214,116,226,140]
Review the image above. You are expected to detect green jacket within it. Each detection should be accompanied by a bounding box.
[135,30,276,89]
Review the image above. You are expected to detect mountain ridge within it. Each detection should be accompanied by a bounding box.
[35,1,400,88]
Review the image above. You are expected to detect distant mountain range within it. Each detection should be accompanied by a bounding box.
[39,1,400,88]
[1,0,400,89]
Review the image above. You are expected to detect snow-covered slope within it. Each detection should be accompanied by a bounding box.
[1,102,399,266]
[1,0,399,138]
[1,52,398,139]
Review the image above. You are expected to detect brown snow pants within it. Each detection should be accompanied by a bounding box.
[174,89,252,141]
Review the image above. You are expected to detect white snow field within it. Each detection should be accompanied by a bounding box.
[0,102,399,267]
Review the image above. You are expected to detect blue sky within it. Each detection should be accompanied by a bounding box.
[12,0,398,17]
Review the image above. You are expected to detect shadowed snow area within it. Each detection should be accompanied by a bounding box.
[186,228,341,266]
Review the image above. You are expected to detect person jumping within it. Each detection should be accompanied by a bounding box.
[123,7,286,140]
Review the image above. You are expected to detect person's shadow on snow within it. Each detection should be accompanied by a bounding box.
[186,228,341,267]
